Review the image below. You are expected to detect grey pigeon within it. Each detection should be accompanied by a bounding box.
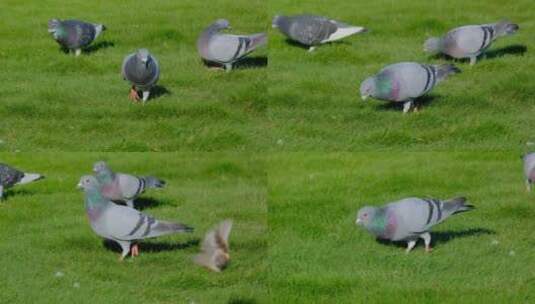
[197,19,267,71]
[424,20,519,65]
[48,19,106,56]
[0,163,43,200]
[78,175,193,260]
[93,161,165,209]
[523,153,535,192]
[360,62,460,113]
[194,220,233,272]
[122,49,160,103]
[272,14,366,52]
[356,197,474,253]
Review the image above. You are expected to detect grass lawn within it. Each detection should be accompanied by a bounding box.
[0,0,268,151]
[0,153,267,303]
[268,0,535,150]
[2,0,535,303]
[268,152,535,303]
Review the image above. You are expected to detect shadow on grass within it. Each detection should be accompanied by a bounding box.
[59,41,115,55]
[485,44,527,59]
[201,57,267,70]
[1,188,37,200]
[376,228,495,249]
[375,95,436,112]
[284,39,310,50]
[85,40,115,53]
[234,56,267,69]
[429,44,526,63]
[283,38,352,50]
[132,196,166,210]
[151,85,171,99]
[103,238,199,254]
[228,298,257,304]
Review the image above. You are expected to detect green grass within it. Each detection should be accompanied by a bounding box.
[2,1,535,303]
[0,153,267,303]
[0,0,268,151]
[267,0,535,150]
[2,1,534,151]
[268,152,535,303]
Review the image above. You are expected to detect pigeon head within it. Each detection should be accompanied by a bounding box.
[48,19,65,40]
[496,20,519,36]
[92,161,109,173]
[356,206,378,227]
[360,77,376,101]
[136,49,151,65]
[214,19,231,30]
[47,19,61,33]
[77,175,99,191]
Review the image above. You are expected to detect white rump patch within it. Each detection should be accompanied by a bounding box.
[17,173,42,185]
[322,26,366,43]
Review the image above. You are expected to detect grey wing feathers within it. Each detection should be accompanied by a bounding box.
[122,55,160,88]
[292,16,337,45]
[207,33,266,63]
[63,20,96,48]
[412,197,473,233]
[104,204,192,241]
[0,164,24,187]
[121,54,134,80]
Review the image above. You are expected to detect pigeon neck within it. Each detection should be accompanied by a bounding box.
[96,170,114,184]
[53,26,67,41]
[84,188,108,210]
[368,209,388,235]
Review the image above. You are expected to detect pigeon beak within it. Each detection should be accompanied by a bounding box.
[356,218,362,224]
[361,95,368,101]
[47,29,56,33]
[76,182,82,189]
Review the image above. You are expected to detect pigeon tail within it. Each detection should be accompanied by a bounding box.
[444,197,475,214]
[249,33,268,49]
[424,37,442,54]
[435,63,461,81]
[157,221,194,234]
[494,20,519,37]
[16,173,44,185]
[141,176,165,188]
[322,25,366,43]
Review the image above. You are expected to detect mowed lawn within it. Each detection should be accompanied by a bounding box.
[0,153,267,303]
[268,0,535,150]
[268,153,535,303]
[0,0,268,151]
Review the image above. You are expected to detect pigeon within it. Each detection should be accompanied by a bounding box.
[522,153,535,192]
[356,197,474,253]
[194,220,232,272]
[77,175,193,260]
[360,62,460,113]
[0,163,44,200]
[48,19,106,56]
[122,49,160,103]
[197,19,267,71]
[93,161,165,209]
[272,14,366,52]
[424,20,519,65]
